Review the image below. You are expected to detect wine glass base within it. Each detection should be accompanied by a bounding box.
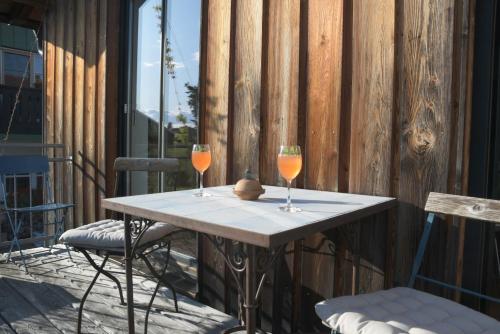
[279,205,302,213]
[192,191,212,197]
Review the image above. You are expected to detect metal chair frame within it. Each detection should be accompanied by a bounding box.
[74,157,180,334]
[408,215,500,304]
[326,192,500,334]
[0,155,73,269]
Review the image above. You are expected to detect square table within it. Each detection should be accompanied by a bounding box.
[102,185,396,334]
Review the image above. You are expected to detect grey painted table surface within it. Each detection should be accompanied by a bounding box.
[102,185,396,248]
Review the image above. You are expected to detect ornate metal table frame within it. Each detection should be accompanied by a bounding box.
[122,214,179,334]
[121,213,284,334]
[204,234,285,334]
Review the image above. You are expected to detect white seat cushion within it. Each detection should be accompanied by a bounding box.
[59,219,179,251]
[315,287,500,334]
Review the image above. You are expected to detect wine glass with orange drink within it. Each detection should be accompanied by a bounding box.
[277,145,302,212]
[191,144,212,197]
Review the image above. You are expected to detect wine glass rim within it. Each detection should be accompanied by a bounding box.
[279,145,301,155]
[193,144,210,152]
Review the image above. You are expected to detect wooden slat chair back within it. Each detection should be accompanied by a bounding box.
[0,155,73,269]
[112,157,179,200]
[113,157,179,172]
[59,157,180,334]
[315,192,500,334]
[409,192,500,303]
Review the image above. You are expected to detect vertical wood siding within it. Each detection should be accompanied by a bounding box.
[260,0,300,186]
[62,0,74,227]
[200,0,475,331]
[231,0,263,181]
[199,0,233,312]
[44,0,120,227]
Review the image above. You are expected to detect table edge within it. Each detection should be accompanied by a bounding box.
[102,196,397,248]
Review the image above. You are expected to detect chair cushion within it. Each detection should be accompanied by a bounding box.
[315,287,500,334]
[59,219,179,251]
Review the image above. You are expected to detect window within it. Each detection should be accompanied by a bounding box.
[130,0,202,194]
[3,51,30,88]
[0,49,42,89]
[0,49,43,141]
[129,0,202,259]
[33,55,43,89]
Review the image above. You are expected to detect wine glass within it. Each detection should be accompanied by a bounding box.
[192,144,212,197]
[277,145,302,212]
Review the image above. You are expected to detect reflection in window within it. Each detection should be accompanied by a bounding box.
[0,50,42,142]
[130,0,162,195]
[4,52,30,88]
[163,0,201,191]
[33,55,43,89]
[131,0,201,193]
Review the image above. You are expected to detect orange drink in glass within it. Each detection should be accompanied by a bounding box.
[192,151,211,173]
[192,144,211,197]
[277,155,302,182]
[277,145,302,212]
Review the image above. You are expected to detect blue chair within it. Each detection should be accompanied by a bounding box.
[315,192,500,334]
[0,155,74,269]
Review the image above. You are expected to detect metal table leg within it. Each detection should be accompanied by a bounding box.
[123,214,135,333]
[205,235,284,334]
[245,245,256,334]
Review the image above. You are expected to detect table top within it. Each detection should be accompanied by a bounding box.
[102,185,396,248]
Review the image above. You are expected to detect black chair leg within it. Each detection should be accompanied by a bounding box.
[140,242,178,334]
[144,258,171,334]
[78,254,109,334]
[79,249,125,305]
[139,245,178,312]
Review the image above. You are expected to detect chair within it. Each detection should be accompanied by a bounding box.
[315,192,500,334]
[0,155,74,269]
[59,157,181,334]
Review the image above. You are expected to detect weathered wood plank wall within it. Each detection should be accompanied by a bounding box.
[43,0,120,228]
[200,0,475,331]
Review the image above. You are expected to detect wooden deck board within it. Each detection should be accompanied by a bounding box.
[0,277,60,334]
[0,318,13,334]
[0,261,104,334]
[0,247,237,333]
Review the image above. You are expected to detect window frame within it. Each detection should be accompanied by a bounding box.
[0,47,42,89]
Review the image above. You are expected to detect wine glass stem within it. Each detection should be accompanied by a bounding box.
[287,180,292,208]
[200,172,204,194]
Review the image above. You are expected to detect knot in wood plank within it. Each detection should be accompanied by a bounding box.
[408,127,435,156]
[468,203,485,213]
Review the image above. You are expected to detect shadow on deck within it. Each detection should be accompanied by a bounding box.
[0,246,237,333]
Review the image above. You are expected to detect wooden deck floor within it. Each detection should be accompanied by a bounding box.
[0,246,238,333]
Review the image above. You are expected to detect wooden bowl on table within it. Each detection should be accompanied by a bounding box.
[233,170,265,200]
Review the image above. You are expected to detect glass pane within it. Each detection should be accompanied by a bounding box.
[162,0,201,259]
[130,0,163,195]
[3,52,30,88]
[163,0,201,193]
[0,51,42,142]
[128,0,201,262]
[33,54,43,89]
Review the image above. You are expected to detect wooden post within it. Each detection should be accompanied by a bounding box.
[97,0,107,220]
[232,0,263,181]
[73,0,85,228]
[63,0,75,229]
[84,0,97,224]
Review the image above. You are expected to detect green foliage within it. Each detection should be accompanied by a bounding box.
[174,114,189,144]
[176,113,188,125]
[184,83,199,126]
[153,3,176,78]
